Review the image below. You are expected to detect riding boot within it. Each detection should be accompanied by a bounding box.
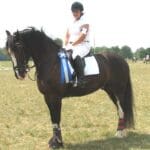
[74,55,86,87]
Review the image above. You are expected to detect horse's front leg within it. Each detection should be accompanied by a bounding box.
[44,94,63,149]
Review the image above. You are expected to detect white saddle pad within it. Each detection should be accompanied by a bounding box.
[84,56,99,76]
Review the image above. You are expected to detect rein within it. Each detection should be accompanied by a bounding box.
[27,64,37,81]
[13,61,37,81]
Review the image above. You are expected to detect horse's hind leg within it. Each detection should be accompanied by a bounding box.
[115,77,134,138]
[104,87,127,138]
[104,87,117,107]
[115,95,127,138]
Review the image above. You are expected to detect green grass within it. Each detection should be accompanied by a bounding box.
[0,61,12,68]
[0,61,150,150]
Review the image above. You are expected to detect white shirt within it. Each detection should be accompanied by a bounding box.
[146,54,149,59]
[68,15,90,43]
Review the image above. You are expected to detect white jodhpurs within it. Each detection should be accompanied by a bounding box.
[66,42,91,60]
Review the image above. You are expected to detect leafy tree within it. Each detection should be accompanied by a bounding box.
[54,38,63,47]
[135,47,146,59]
[110,46,121,55]
[92,46,110,53]
[145,48,150,55]
[120,46,133,59]
[0,47,10,60]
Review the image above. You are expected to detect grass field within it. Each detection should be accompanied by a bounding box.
[0,61,150,150]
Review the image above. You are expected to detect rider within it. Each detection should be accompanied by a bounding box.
[146,54,149,60]
[65,1,91,86]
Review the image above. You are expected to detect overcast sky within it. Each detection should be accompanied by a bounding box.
[0,0,150,51]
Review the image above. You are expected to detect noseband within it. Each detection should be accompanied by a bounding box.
[12,42,29,72]
[13,64,29,72]
[12,41,35,76]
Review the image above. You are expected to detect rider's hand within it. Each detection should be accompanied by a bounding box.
[64,43,73,51]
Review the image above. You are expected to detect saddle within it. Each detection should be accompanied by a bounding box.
[58,48,99,84]
[65,49,93,67]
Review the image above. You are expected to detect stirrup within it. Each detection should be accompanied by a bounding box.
[73,77,86,87]
[72,77,78,87]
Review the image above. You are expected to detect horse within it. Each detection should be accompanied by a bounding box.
[5,27,134,149]
[132,57,137,63]
[143,54,150,64]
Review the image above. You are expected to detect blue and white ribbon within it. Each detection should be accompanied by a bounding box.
[58,52,73,84]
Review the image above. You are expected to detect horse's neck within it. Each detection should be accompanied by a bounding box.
[31,45,59,71]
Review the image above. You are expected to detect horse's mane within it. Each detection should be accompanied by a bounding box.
[15,27,61,49]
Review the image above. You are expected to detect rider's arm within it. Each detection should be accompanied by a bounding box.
[72,24,89,46]
[65,29,70,46]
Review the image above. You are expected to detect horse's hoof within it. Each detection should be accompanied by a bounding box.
[49,136,64,149]
[115,129,127,138]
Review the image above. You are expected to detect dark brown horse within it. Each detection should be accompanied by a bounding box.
[6,28,134,149]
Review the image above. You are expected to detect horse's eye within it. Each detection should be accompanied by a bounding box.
[15,42,20,46]
[15,42,23,49]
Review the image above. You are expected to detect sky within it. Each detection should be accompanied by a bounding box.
[0,0,150,51]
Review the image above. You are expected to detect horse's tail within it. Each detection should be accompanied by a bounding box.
[124,75,135,128]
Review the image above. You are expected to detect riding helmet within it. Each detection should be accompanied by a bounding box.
[71,2,84,12]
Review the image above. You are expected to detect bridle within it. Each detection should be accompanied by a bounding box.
[13,61,36,81]
[12,41,36,81]
[27,64,37,81]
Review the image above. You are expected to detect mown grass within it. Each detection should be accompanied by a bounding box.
[0,61,150,150]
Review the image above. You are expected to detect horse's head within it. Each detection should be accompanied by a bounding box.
[6,30,30,80]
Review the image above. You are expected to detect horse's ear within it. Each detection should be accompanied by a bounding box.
[15,30,20,40]
[41,27,44,33]
[16,30,19,36]
[6,30,11,37]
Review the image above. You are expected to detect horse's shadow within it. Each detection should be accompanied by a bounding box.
[65,132,150,150]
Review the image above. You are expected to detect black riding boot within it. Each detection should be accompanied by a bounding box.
[74,55,86,87]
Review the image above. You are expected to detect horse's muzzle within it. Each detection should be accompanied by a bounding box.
[14,66,27,80]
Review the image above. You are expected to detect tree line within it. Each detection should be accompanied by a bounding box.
[91,46,150,59]
[0,38,64,61]
[0,47,10,60]
[0,38,149,60]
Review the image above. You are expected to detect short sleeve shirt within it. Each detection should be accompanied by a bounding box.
[68,15,90,43]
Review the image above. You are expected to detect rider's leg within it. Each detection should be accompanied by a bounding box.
[72,44,90,86]
[74,55,85,83]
